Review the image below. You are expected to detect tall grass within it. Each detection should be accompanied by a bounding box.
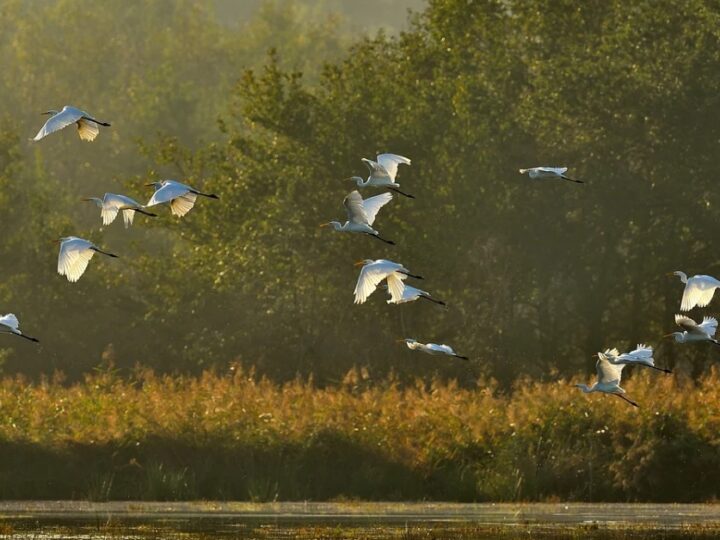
[0,365,718,501]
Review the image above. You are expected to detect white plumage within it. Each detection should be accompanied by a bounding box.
[347,153,414,198]
[32,105,110,142]
[146,180,218,217]
[399,338,468,360]
[321,190,394,244]
[83,193,157,228]
[603,344,671,373]
[666,314,720,345]
[57,236,118,283]
[386,283,445,306]
[353,259,422,305]
[575,353,638,407]
[518,166,582,183]
[669,271,720,311]
[0,313,39,343]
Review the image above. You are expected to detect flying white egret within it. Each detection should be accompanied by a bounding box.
[346,153,414,198]
[320,190,394,245]
[518,167,583,184]
[0,314,39,343]
[668,271,720,311]
[353,259,422,305]
[386,282,446,306]
[32,106,111,142]
[665,314,720,346]
[145,180,219,217]
[600,344,671,373]
[398,338,468,360]
[57,236,118,283]
[575,353,639,407]
[82,193,157,228]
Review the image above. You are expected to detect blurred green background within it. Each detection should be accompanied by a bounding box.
[0,0,717,387]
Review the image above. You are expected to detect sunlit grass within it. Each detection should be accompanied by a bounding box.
[1,365,719,501]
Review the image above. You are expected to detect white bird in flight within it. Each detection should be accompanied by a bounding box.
[665,314,720,346]
[32,105,111,142]
[57,236,118,283]
[386,282,446,306]
[145,180,219,217]
[398,338,468,360]
[668,271,720,311]
[518,167,582,184]
[353,259,422,305]
[82,193,157,228]
[600,344,671,373]
[346,153,414,198]
[0,314,39,343]
[320,190,394,245]
[575,353,639,407]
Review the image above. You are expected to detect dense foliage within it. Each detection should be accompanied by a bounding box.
[1,367,719,501]
[1,0,719,387]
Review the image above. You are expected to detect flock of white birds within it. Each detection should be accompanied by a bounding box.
[0,105,718,408]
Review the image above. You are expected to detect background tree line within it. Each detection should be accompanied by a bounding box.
[1,0,719,387]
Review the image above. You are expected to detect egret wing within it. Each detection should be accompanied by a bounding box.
[170,193,197,217]
[699,317,718,337]
[596,356,624,384]
[385,272,406,303]
[675,314,699,332]
[354,261,398,304]
[146,182,191,207]
[33,108,83,141]
[681,276,719,311]
[362,192,393,225]
[603,348,620,358]
[58,239,96,282]
[343,191,369,225]
[428,343,455,355]
[0,314,20,331]
[377,154,411,181]
[536,167,567,175]
[77,118,100,141]
[618,344,653,362]
[122,209,135,227]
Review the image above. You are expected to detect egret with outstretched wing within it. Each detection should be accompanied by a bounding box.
[398,338,468,360]
[665,314,720,346]
[82,193,157,228]
[57,236,118,283]
[353,259,422,305]
[146,180,218,217]
[0,314,39,343]
[519,167,582,183]
[32,106,111,142]
[669,271,720,311]
[320,190,394,244]
[575,353,639,407]
[603,344,671,373]
[386,282,445,306]
[346,153,414,198]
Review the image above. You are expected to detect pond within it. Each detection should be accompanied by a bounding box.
[1,502,719,539]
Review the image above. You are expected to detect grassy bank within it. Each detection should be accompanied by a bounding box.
[1,366,719,501]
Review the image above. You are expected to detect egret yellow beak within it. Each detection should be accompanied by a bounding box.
[144,183,155,187]
[662,333,673,338]
[319,223,329,228]
[354,260,366,267]
[396,339,407,343]
[666,272,676,276]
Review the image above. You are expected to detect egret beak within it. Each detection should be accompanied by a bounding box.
[592,353,598,358]
[41,111,53,116]
[144,183,156,187]
[395,339,407,343]
[666,272,676,277]
[319,223,329,228]
[662,333,675,339]
[80,197,92,201]
[353,260,366,267]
